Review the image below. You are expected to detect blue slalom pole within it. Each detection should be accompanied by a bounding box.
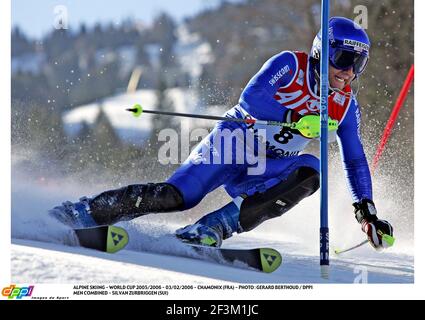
[320,0,330,279]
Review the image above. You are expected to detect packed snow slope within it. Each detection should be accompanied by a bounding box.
[11,169,413,284]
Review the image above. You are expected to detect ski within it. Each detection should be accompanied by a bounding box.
[74,225,129,253]
[73,225,280,272]
[182,243,282,273]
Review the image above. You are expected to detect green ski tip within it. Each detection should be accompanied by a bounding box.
[127,104,143,117]
[106,226,129,253]
[259,248,282,273]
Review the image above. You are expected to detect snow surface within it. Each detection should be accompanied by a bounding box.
[11,167,414,284]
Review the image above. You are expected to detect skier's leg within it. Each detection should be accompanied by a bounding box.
[176,154,319,246]
[89,147,241,226]
[166,115,249,210]
[50,118,247,228]
[88,182,185,225]
[235,164,319,231]
[176,201,242,247]
[49,183,185,228]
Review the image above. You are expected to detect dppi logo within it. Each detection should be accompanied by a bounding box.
[2,285,34,299]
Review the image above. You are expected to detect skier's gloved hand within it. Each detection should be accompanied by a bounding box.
[353,199,394,251]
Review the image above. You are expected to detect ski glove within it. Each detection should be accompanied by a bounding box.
[353,199,394,250]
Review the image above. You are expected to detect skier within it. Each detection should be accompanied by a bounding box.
[50,17,393,250]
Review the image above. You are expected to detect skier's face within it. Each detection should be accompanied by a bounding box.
[329,65,355,90]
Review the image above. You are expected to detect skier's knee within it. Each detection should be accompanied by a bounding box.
[167,173,207,209]
[238,167,319,231]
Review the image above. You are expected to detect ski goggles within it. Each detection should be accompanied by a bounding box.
[330,48,369,74]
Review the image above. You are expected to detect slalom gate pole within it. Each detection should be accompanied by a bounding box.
[371,65,414,174]
[319,0,330,280]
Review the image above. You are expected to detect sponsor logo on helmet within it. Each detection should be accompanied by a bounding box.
[343,39,369,52]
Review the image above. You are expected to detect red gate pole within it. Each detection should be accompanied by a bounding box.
[371,65,414,174]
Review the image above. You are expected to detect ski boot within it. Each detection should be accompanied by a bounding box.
[49,196,98,229]
[176,202,242,247]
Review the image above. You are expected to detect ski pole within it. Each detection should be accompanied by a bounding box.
[334,240,368,255]
[335,232,395,255]
[126,104,339,138]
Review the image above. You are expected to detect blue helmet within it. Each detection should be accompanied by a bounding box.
[311,16,370,74]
